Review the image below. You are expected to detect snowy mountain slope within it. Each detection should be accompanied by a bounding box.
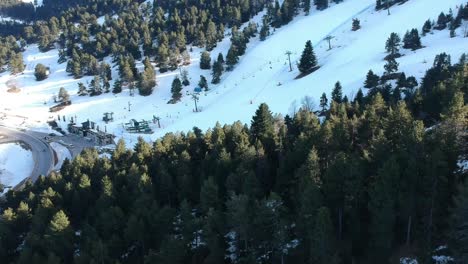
[195,0,467,129]
[0,0,466,146]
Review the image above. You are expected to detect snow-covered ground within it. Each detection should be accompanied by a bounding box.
[0,0,466,147]
[0,142,34,193]
[400,258,418,264]
[21,0,43,7]
[50,142,72,170]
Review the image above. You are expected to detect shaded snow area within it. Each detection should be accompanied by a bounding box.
[400,258,418,264]
[433,245,455,264]
[432,256,454,264]
[458,159,468,172]
[50,142,72,170]
[21,0,43,7]
[0,142,34,193]
[0,0,467,147]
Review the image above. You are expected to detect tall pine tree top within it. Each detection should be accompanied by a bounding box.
[331,81,343,103]
[298,40,317,74]
[251,103,275,143]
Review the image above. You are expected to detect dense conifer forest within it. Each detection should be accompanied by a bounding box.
[0,0,467,263]
[0,52,466,263]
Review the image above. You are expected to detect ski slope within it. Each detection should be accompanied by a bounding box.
[0,0,466,146]
[188,0,467,131]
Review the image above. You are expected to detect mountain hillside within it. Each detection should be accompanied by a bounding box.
[0,0,466,145]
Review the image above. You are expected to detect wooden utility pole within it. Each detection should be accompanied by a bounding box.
[285,51,292,71]
[128,101,131,112]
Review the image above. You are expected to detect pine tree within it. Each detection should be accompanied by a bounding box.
[158,46,170,72]
[71,60,81,78]
[9,52,24,74]
[304,0,311,15]
[314,0,328,10]
[58,87,70,103]
[211,59,224,84]
[452,5,463,30]
[441,90,467,126]
[352,18,361,31]
[120,59,135,83]
[58,49,67,64]
[364,70,380,88]
[385,32,401,57]
[217,53,225,64]
[320,92,328,112]
[259,16,270,41]
[403,30,411,49]
[435,12,448,30]
[112,79,122,94]
[202,209,225,264]
[376,0,382,9]
[298,172,322,254]
[406,76,418,91]
[272,0,283,27]
[331,81,343,103]
[205,21,218,51]
[77,82,88,96]
[280,0,294,24]
[170,77,182,103]
[47,210,73,261]
[411,28,422,49]
[298,40,317,74]
[226,45,239,70]
[310,207,337,264]
[200,51,211,69]
[384,57,399,75]
[200,177,220,213]
[251,103,275,146]
[89,75,102,96]
[354,88,364,106]
[397,72,407,88]
[138,62,156,96]
[450,180,468,263]
[198,75,208,91]
[403,29,422,50]
[34,63,48,81]
[226,193,252,258]
[197,30,207,48]
[103,77,110,93]
[100,62,112,80]
[422,19,432,35]
[391,86,401,102]
[450,28,456,38]
[296,147,322,189]
[368,158,397,262]
[181,69,190,86]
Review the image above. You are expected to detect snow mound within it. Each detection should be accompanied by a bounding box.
[400,257,418,264]
[50,142,72,170]
[0,142,34,193]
